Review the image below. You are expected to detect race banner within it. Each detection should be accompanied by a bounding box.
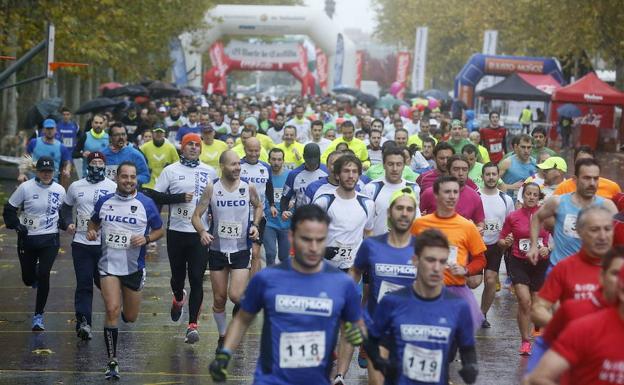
[208,41,228,93]
[333,33,345,87]
[316,48,329,94]
[395,51,410,99]
[355,50,364,89]
[479,30,498,90]
[225,40,300,65]
[410,27,428,93]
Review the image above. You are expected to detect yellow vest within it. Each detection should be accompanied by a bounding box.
[275,141,305,171]
[199,139,228,170]
[234,133,275,152]
[140,140,180,189]
[321,137,370,169]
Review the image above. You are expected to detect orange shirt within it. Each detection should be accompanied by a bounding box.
[410,213,487,286]
[553,177,621,199]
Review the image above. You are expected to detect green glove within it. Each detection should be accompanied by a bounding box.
[344,322,363,346]
[209,348,231,382]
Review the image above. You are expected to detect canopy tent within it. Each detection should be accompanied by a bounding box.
[552,72,624,105]
[477,73,551,101]
[517,73,562,95]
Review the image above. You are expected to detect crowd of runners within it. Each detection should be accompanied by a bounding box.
[3,92,624,384]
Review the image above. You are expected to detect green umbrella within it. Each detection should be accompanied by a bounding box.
[375,94,407,110]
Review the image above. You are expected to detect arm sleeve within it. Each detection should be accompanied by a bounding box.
[72,133,86,158]
[499,215,511,239]
[280,171,296,211]
[59,203,73,230]
[466,225,487,274]
[265,166,275,206]
[2,203,20,229]
[145,199,163,231]
[140,187,187,205]
[240,274,265,314]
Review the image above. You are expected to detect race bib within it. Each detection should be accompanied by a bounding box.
[171,205,192,221]
[274,188,283,202]
[563,214,579,238]
[377,280,406,303]
[62,137,73,148]
[279,331,325,368]
[20,214,39,230]
[483,219,502,235]
[335,243,356,266]
[447,246,458,265]
[403,344,443,383]
[105,231,131,249]
[105,166,117,181]
[489,142,502,153]
[126,125,137,134]
[76,214,90,232]
[519,238,544,252]
[218,221,242,239]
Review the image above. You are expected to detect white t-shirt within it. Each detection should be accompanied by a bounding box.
[363,179,421,236]
[64,178,117,245]
[305,138,332,155]
[9,179,65,236]
[286,118,312,143]
[154,162,217,233]
[479,190,514,245]
[313,192,375,269]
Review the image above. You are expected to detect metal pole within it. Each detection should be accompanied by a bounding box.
[0,40,47,86]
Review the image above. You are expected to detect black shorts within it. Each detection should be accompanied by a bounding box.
[485,244,505,273]
[208,249,251,271]
[252,218,267,245]
[100,269,146,292]
[508,257,549,292]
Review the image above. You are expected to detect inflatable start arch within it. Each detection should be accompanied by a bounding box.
[454,54,564,107]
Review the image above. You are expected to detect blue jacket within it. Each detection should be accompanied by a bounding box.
[102,145,150,186]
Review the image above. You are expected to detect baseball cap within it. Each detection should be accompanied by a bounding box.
[158,106,167,113]
[537,156,567,172]
[303,143,321,166]
[389,187,418,207]
[87,151,106,164]
[36,156,54,171]
[243,117,259,129]
[43,119,56,128]
[181,133,202,148]
[451,119,463,128]
[152,122,166,133]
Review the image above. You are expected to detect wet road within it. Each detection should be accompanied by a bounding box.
[0,151,621,385]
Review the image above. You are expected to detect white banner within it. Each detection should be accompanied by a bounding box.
[479,30,498,90]
[225,41,300,64]
[411,27,428,93]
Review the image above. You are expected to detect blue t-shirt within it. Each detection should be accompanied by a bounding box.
[26,137,72,181]
[265,169,291,230]
[353,234,416,316]
[55,120,79,149]
[175,124,201,142]
[240,259,361,385]
[102,145,151,186]
[369,287,475,385]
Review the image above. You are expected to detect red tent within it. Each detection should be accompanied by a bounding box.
[549,72,624,150]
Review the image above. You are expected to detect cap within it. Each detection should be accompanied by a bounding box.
[181,133,202,149]
[158,106,167,112]
[243,117,258,129]
[303,143,321,165]
[152,122,166,133]
[43,119,56,128]
[36,156,54,171]
[389,187,418,207]
[537,156,567,172]
[201,123,214,131]
[87,151,106,164]
[451,119,462,128]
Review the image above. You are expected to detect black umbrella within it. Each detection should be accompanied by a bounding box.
[357,92,378,107]
[104,84,149,98]
[422,89,451,101]
[75,97,125,115]
[333,85,361,97]
[25,97,63,129]
[148,81,179,98]
[178,88,195,97]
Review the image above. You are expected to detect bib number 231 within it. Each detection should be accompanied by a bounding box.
[218,221,242,239]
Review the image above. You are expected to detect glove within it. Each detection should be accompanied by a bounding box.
[17,224,28,236]
[209,348,231,382]
[344,322,363,346]
[458,363,478,384]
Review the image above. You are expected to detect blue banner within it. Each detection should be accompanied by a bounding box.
[333,33,344,88]
[169,37,188,88]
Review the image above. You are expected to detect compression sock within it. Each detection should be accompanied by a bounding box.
[104,327,118,359]
[213,311,227,336]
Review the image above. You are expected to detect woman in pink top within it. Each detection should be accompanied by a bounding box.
[499,182,551,355]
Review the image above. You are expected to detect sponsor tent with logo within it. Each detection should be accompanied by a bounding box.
[550,72,624,150]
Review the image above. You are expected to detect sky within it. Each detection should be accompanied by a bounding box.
[305,0,377,34]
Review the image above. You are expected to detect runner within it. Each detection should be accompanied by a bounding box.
[240,137,275,275]
[350,188,418,384]
[367,128,383,165]
[102,123,150,185]
[446,119,472,156]
[208,204,364,385]
[478,162,514,328]
[153,133,217,344]
[498,183,551,354]
[191,150,263,352]
[73,114,109,176]
[285,104,312,143]
[363,146,420,236]
[20,119,72,186]
[175,106,201,148]
[523,264,624,385]
[275,125,305,171]
[139,123,179,189]
[530,205,615,327]
[527,158,617,267]
[304,150,344,203]
[517,156,566,205]
[530,127,556,159]
[3,157,65,331]
[60,152,116,340]
[87,161,164,379]
[363,229,479,385]
[306,119,332,154]
[479,111,507,163]
[232,127,270,163]
[410,175,487,332]
[280,143,328,212]
[321,120,370,170]
[199,123,229,170]
[263,148,291,265]
[499,134,536,201]
[415,142,454,192]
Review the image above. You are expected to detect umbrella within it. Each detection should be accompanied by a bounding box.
[99,82,123,93]
[148,81,179,98]
[333,85,360,97]
[104,84,149,98]
[75,97,124,115]
[375,94,407,110]
[422,88,451,101]
[25,97,63,128]
[557,103,582,118]
[178,88,195,97]
[335,94,357,103]
[357,92,378,107]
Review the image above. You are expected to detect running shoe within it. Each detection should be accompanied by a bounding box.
[481,318,492,329]
[357,346,368,368]
[185,323,199,344]
[31,314,44,331]
[519,340,531,356]
[105,359,120,380]
[215,335,225,353]
[170,289,187,322]
[333,374,346,385]
[77,320,92,340]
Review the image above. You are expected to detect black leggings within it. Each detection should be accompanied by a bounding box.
[19,234,59,315]
[166,230,208,324]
